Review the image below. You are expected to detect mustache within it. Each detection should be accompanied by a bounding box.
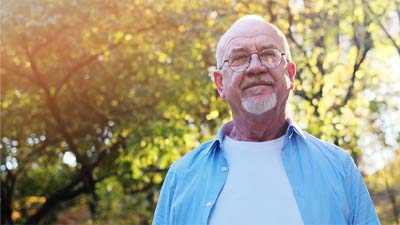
[241,79,275,90]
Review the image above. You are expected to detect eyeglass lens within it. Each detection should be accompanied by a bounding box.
[228,49,282,72]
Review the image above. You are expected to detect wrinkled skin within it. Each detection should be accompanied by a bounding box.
[213,18,297,141]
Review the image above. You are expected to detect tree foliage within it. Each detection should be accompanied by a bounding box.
[366,153,400,225]
[1,0,399,224]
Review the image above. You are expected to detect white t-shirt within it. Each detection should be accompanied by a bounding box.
[208,135,304,225]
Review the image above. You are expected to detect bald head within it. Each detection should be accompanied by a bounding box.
[216,15,292,69]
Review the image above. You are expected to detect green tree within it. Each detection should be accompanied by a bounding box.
[1,0,231,223]
[1,0,399,224]
[366,152,400,225]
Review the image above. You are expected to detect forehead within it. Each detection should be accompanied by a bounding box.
[225,35,281,53]
[221,21,285,55]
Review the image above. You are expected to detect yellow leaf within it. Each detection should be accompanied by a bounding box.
[121,129,129,138]
[1,100,10,109]
[206,110,219,120]
[124,34,132,41]
[114,31,124,42]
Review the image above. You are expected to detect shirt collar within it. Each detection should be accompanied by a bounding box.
[285,118,306,140]
[207,118,306,153]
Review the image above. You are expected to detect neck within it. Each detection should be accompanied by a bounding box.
[229,111,288,142]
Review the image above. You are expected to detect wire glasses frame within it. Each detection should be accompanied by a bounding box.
[219,48,287,72]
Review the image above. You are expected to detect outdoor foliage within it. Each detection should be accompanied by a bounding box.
[1,0,399,224]
[366,153,400,225]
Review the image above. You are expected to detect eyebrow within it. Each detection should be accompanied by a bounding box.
[229,44,278,54]
[229,47,246,54]
[258,44,278,50]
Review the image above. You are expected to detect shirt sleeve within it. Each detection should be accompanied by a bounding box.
[152,168,176,225]
[346,155,381,225]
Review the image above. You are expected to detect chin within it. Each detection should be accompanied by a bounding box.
[241,93,277,115]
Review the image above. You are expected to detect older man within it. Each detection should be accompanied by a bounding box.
[153,15,380,225]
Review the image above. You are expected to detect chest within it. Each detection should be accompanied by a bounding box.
[170,150,350,225]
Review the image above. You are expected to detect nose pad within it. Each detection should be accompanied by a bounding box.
[246,54,267,75]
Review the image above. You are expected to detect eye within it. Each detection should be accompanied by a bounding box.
[260,49,279,64]
[260,49,277,58]
[229,53,248,66]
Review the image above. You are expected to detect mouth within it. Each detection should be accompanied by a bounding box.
[242,81,275,91]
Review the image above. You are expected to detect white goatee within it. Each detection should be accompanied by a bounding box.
[241,92,277,115]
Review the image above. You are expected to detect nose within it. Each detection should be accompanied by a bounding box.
[245,53,267,75]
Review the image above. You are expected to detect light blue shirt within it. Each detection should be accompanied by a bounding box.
[209,135,303,225]
[152,120,380,225]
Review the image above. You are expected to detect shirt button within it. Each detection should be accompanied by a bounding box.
[206,202,213,207]
[221,166,228,172]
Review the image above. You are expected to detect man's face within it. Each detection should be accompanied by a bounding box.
[214,20,296,117]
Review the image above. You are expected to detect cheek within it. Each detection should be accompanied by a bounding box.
[274,75,292,96]
[277,70,292,88]
[225,73,243,90]
[283,76,292,89]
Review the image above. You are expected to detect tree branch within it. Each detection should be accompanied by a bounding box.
[286,4,320,87]
[1,63,38,85]
[31,26,68,57]
[330,4,372,113]
[1,171,17,225]
[54,22,166,97]
[54,42,121,96]
[25,176,88,224]
[93,135,126,168]
[364,0,400,55]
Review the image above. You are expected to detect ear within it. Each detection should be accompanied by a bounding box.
[213,71,225,98]
[287,62,296,90]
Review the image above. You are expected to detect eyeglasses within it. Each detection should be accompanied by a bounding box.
[219,49,286,72]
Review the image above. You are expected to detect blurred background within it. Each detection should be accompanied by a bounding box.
[1,0,399,224]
